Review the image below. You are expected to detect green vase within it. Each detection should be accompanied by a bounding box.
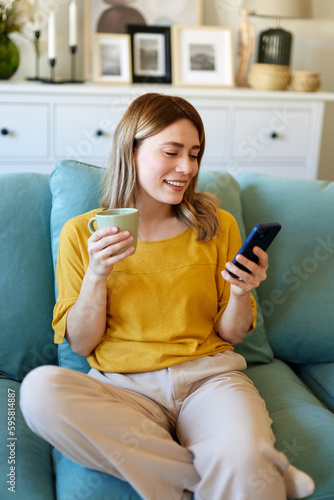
[0,34,20,80]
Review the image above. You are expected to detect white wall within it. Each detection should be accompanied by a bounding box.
[11,0,334,180]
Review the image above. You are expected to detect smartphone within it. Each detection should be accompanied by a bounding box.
[227,223,281,279]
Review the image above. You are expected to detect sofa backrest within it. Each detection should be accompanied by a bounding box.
[5,165,330,379]
[238,172,334,364]
[0,173,58,381]
[49,160,273,373]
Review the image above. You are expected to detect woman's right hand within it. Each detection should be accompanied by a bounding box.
[87,226,135,278]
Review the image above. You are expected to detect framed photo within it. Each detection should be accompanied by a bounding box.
[171,26,235,88]
[127,25,171,84]
[84,0,203,78]
[92,34,132,84]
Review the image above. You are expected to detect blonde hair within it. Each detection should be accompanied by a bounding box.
[100,93,220,242]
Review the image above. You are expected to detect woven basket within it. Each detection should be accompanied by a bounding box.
[291,71,321,92]
[247,63,291,91]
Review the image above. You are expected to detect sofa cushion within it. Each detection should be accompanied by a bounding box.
[245,359,334,499]
[0,173,57,381]
[0,378,55,500]
[53,449,141,500]
[292,362,334,413]
[49,160,273,373]
[50,161,104,374]
[238,172,334,364]
[49,161,103,293]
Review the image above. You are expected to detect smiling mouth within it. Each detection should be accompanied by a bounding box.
[164,180,187,187]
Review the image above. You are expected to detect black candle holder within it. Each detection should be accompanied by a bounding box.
[40,58,68,84]
[67,45,84,83]
[26,30,41,81]
[49,57,56,82]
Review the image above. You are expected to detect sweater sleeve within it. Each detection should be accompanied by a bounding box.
[52,219,88,344]
[213,211,257,333]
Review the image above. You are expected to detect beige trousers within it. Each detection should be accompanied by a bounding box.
[20,351,289,500]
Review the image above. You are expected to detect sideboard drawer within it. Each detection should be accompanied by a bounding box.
[0,104,48,157]
[0,83,329,179]
[54,104,127,159]
[198,106,229,162]
[232,107,311,161]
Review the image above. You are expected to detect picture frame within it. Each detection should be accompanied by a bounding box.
[127,25,171,84]
[92,34,132,84]
[171,26,235,88]
[84,0,203,78]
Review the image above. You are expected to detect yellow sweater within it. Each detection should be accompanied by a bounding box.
[53,208,256,372]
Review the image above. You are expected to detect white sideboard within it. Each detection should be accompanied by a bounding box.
[1,81,334,179]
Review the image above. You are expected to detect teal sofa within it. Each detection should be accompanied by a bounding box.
[1,159,334,500]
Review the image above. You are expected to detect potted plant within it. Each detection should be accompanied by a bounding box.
[0,0,33,79]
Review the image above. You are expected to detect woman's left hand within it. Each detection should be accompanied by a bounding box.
[222,246,268,296]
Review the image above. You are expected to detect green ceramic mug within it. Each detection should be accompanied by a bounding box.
[88,208,139,255]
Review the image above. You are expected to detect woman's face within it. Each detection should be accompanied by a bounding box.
[134,118,200,211]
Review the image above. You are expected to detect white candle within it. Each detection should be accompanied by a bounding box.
[48,11,56,59]
[69,0,78,47]
[32,0,40,31]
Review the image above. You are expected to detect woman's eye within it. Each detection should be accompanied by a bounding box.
[164,151,198,160]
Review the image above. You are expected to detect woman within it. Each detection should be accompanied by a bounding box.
[20,93,314,500]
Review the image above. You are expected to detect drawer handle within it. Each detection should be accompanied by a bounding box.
[95,129,104,137]
[1,128,9,136]
[270,131,279,139]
